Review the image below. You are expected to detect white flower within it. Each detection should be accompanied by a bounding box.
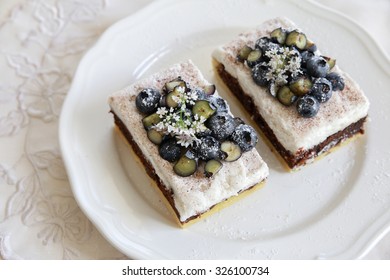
[172,94,181,104]
[150,81,209,147]
[153,122,165,131]
[173,114,180,122]
[176,86,185,93]
[184,119,191,126]
[188,90,199,101]
[263,46,302,85]
[176,133,197,148]
[156,107,168,117]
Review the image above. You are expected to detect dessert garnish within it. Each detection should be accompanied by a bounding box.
[237,27,345,117]
[135,77,258,177]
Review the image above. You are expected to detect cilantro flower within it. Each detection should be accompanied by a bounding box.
[263,46,302,85]
[152,84,207,147]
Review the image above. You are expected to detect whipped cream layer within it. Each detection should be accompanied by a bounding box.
[212,17,369,153]
[108,60,269,222]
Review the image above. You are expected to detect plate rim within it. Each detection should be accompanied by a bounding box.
[59,0,390,259]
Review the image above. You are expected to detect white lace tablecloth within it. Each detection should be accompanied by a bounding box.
[0,0,389,260]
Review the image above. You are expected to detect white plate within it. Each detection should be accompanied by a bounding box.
[60,0,390,259]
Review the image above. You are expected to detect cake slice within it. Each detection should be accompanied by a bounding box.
[212,17,369,170]
[108,60,268,227]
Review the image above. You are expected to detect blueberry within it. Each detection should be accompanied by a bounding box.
[270,27,287,45]
[206,112,236,141]
[192,100,215,119]
[221,141,242,161]
[203,84,216,96]
[296,95,320,118]
[195,128,212,138]
[159,138,181,162]
[193,136,224,161]
[159,95,167,107]
[322,56,336,70]
[300,51,315,67]
[237,45,253,62]
[135,88,161,114]
[208,96,229,112]
[289,75,313,97]
[255,37,272,51]
[285,30,307,50]
[184,148,198,160]
[326,72,345,91]
[246,49,263,68]
[306,56,329,78]
[277,85,297,106]
[256,37,280,54]
[204,159,223,177]
[193,87,217,101]
[231,124,258,152]
[310,77,333,103]
[192,88,207,100]
[173,151,198,177]
[306,41,317,52]
[252,64,269,86]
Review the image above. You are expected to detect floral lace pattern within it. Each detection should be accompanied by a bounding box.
[0,0,150,259]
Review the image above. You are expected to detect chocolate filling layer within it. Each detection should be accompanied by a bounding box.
[215,62,366,169]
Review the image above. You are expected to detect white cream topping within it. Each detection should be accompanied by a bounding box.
[212,17,370,153]
[108,60,269,222]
